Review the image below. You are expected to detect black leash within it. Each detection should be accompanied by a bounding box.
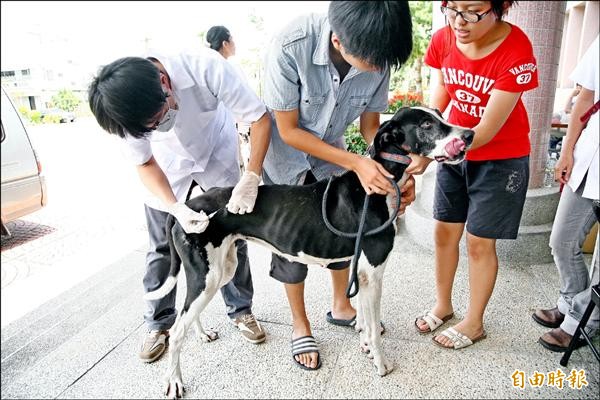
[322,175,401,298]
[321,149,412,298]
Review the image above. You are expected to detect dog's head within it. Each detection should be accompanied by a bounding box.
[372,106,474,177]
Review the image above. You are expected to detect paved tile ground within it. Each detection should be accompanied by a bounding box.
[1,227,598,399]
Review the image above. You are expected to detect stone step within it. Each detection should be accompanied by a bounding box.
[0,249,146,390]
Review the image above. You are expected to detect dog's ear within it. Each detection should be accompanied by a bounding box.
[374,119,405,151]
[377,120,393,133]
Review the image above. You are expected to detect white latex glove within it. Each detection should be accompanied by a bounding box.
[226,171,261,214]
[166,202,209,234]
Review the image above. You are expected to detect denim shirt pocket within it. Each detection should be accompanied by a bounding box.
[346,95,371,124]
[299,94,326,125]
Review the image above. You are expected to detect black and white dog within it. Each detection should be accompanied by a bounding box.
[146,106,474,398]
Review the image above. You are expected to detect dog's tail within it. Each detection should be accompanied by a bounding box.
[144,275,177,301]
[143,214,182,301]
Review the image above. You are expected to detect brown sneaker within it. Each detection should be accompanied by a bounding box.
[231,314,266,344]
[139,330,169,363]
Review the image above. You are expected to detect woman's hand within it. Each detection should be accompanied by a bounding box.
[405,154,434,175]
[389,175,416,216]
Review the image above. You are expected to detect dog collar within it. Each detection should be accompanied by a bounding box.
[378,151,412,165]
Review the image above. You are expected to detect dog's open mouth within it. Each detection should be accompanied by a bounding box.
[435,137,467,162]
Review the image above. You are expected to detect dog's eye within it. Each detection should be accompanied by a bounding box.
[420,121,432,129]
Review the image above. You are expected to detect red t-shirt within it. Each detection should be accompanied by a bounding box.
[424,24,538,161]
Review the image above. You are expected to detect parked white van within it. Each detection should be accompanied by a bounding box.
[1,87,47,237]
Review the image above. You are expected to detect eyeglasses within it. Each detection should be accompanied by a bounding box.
[440,5,492,23]
[146,92,170,130]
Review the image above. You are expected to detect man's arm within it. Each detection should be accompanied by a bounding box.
[136,156,208,233]
[226,111,272,214]
[274,109,394,195]
[359,111,380,145]
[136,156,178,206]
[554,86,595,184]
[245,112,272,176]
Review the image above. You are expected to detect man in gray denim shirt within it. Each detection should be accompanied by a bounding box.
[262,1,415,370]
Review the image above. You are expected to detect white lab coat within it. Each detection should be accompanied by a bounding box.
[122,48,266,211]
[568,35,599,200]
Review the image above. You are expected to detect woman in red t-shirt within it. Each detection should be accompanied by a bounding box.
[411,1,538,349]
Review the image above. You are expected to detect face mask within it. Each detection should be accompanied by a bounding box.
[155,107,178,132]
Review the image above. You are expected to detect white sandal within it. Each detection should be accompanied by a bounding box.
[414,311,454,334]
[433,327,487,349]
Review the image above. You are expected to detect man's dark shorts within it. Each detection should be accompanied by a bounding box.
[433,156,529,239]
[263,169,349,284]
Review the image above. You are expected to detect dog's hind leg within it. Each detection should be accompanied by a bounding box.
[190,239,239,344]
[164,284,221,399]
[356,254,393,376]
[164,233,224,398]
[164,312,189,399]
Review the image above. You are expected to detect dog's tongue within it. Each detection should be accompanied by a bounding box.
[445,138,466,158]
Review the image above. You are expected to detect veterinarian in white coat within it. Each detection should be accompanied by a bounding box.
[88,48,271,363]
[535,35,599,351]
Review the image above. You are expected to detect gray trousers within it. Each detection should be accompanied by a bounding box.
[143,205,254,331]
[549,182,599,336]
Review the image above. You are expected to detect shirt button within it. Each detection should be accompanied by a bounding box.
[335,103,339,107]
[329,124,333,128]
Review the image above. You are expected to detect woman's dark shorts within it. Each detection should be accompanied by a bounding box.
[263,169,349,284]
[433,156,529,240]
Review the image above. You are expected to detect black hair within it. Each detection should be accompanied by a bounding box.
[88,57,167,139]
[328,1,413,70]
[206,25,231,51]
[440,1,518,58]
[442,0,517,20]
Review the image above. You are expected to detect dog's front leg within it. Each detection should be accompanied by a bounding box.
[357,256,393,376]
[193,319,218,343]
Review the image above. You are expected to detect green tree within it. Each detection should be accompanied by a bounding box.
[243,10,266,98]
[51,89,81,112]
[197,30,206,45]
[390,1,433,100]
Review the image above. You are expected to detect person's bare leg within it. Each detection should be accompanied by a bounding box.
[416,221,464,332]
[330,267,355,320]
[286,282,319,368]
[434,233,497,346]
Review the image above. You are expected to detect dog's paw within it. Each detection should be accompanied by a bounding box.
[375,358,394,377]
[199,329,218,343]
[360,341,370,354]
[165,378,185,399]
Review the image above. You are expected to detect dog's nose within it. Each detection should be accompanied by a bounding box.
[463,129,475,144]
